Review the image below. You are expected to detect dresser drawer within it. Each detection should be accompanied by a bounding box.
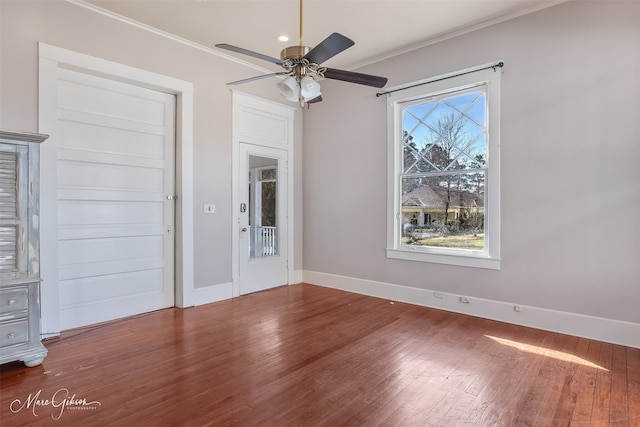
[0,287,28,314]
[0,319,29,348]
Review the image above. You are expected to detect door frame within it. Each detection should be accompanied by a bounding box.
[231,92,295,297]
[38,43,195,337]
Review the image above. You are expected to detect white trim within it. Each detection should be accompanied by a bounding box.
[66,0,567,75]
[386,64,501,270]
[350,1,569,70]
[38,43,195,336]
[192,282,233,306]
[64,0,271,75]
[386,248,500,270]
[303,270,640,350]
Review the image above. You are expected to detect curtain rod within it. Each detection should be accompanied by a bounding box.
[375,61,504,98]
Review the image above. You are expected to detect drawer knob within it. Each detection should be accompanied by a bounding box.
[8,299,17,305]
[7,333,17,339]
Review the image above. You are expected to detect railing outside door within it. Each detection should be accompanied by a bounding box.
[255,226,277,257]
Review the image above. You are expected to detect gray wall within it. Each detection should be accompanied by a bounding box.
[302,1,640,324]
[0,0,303,290]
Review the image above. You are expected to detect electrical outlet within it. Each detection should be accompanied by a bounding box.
[434,291,444,299]
[514,305,523,312]
[459,296,470,304]
[203,204,216,214]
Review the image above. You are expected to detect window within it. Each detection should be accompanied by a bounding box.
[249,160,279,258]
[386,65,501,269]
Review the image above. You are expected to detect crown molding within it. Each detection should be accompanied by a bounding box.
[65,0,272,75]
[350,0,569,71]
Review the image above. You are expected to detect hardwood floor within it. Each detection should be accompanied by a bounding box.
[1,284,638,426]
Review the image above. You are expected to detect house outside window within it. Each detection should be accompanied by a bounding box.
[386,65,501,269]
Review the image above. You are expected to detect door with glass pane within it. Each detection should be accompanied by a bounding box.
[239,144,288,294]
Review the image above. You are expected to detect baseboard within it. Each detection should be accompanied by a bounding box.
[40,283,233,339]
[193,274,305,306]
[303,270,640,349]
[192,282,233,306]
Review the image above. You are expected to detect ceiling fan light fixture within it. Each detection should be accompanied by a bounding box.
[300,75,321,101]
[277,76,300,102]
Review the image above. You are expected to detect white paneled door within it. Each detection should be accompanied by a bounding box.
[56,69,175,330]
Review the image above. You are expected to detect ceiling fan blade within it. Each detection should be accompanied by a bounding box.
[215,43,284,65]
[323,68,388,88]
[307,95,323,104]
[226,73,287,86]
[303,33,354,65]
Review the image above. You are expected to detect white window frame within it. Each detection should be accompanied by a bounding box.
[386,64,501,270]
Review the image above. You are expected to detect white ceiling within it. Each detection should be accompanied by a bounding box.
[86,0,565,72]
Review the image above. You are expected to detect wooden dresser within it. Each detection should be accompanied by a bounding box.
[0,130,48,367]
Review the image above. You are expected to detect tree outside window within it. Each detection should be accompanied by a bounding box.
[401,88,487,251]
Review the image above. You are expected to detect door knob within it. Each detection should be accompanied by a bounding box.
[241,227,248,232]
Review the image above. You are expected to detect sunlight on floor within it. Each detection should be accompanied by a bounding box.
[485,335,608,371]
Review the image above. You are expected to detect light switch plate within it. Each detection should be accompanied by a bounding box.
[203,204,215,214]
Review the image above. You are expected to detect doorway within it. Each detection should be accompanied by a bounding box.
[38,43,195,337]
[232,92,295,296]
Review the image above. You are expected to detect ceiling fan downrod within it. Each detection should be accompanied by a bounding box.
[281,0,311,66]
[299,0,303,47]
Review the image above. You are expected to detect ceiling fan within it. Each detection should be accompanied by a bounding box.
[215,0,388,107]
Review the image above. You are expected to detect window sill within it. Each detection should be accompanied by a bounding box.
[386,248,501,270]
